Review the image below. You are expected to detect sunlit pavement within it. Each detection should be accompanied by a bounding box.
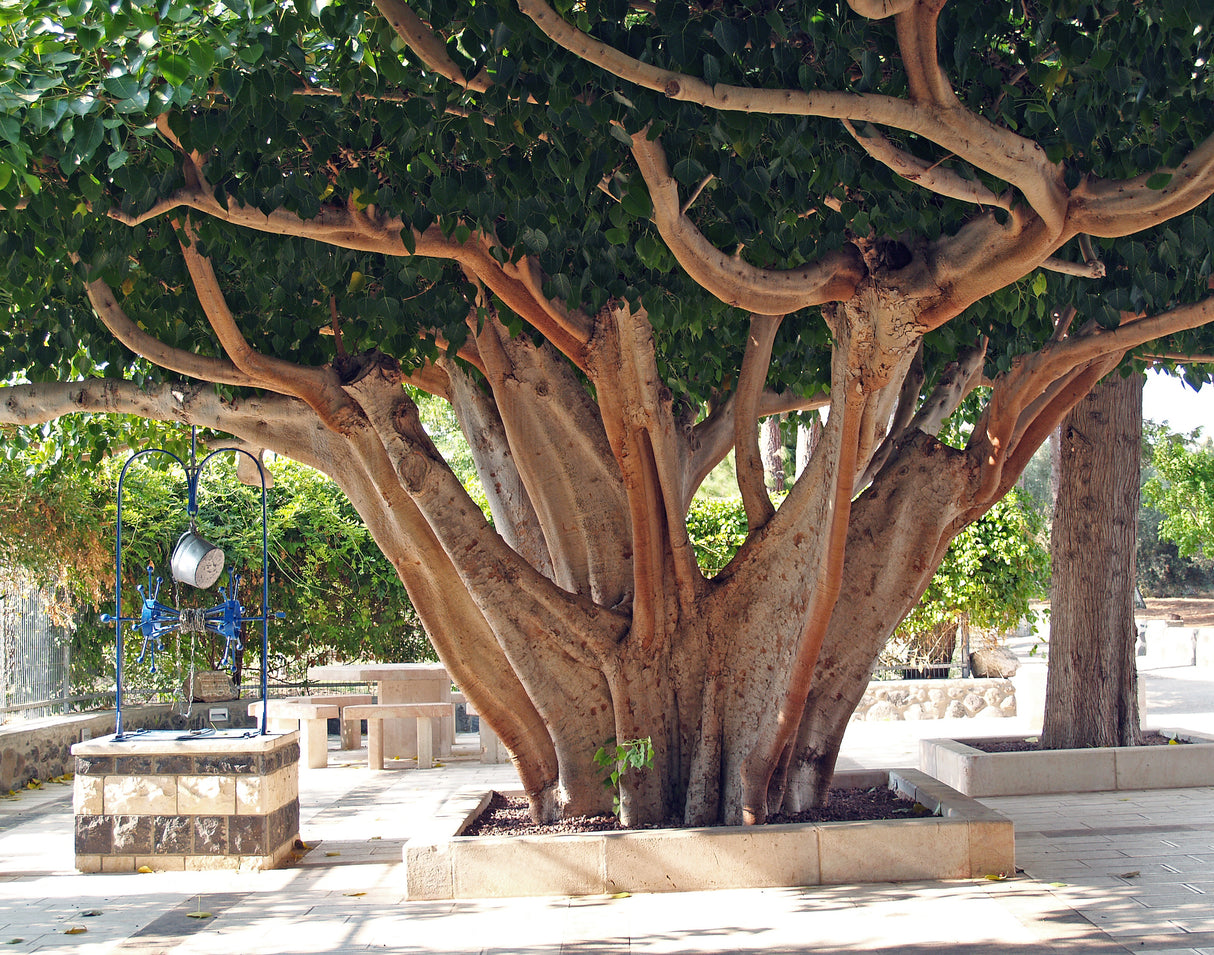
[2,659,1214,954]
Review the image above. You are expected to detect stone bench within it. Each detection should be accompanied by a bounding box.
[283,693,373,750]
[247,701,338,770]
[343,703,453,770]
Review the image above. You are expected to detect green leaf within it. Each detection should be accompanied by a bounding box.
[102,74,141,100]
[237,43,265,66]
[621,183,652,219]
[1146,172,1173,190]
[711,18,740,56]
[158,53,191,86]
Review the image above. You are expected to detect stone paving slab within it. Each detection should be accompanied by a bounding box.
[3,722,1214,953]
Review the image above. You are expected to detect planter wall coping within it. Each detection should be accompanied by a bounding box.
[402,768,1014,900]
[919,728,1214,797]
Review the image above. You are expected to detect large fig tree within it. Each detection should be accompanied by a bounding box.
[2,0,1214,826]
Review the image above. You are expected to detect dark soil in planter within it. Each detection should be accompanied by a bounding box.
[463,786,931,838]
[965,731,1183,754]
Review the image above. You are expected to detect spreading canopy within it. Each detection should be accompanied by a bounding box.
[2,0,1214,825]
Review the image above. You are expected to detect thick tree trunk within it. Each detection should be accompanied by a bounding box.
[1042,373,1143,749]
[762,414,785,492]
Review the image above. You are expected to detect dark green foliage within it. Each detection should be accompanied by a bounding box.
[4,0,1213,441]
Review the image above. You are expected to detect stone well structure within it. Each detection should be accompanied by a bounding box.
[72,729,299,872]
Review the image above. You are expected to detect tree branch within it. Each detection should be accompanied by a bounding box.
[734,314,783,531]
[1039,255,1106,278]
[846,0,915,17]
[75,265,258,388]
[1068,133,1214,239]
[586,303,702,624]
[347,364,630,663]
[111,179,593,369]
[891,0,957,108]
[855,341,924,489]
[686,387,829,508]
[372,0,490,93]
[0,378,300,434]
[843,121,1011,210]
[630,131,865,313]
[741,376,865,825]
[176,220,366,433]
[973,295,1214,504]
[519,0,1068,233]
[471,310,634,607]
[1143,352,1214,364]
[910,338,988,436]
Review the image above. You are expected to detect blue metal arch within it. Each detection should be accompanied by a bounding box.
[102,432,280,739]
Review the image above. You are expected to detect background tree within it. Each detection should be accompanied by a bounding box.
[2,1,1214,826]
[1143,424,1214,564]
[891,486,1049,675]
[1044,372,1143,749]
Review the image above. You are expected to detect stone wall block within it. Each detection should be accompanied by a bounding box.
[114,755,157,776]
[155,815,194,854]
[196,754,257,775]
[75,814,112,855]
[112,815,154,854]
[75,755,114,776]
[193,815,228,854]
[154,754,195,775]
[74,775,103,815]
[235,774,266,815]
[229,814,268,855]
[104,774,177,815]
[269,800,300,849]
[178,775,236,815]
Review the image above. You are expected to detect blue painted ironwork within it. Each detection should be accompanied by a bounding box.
[117,565,252,676]
[101,429,283,739]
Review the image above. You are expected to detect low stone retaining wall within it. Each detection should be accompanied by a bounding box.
[852,677,1017,721]
[1,704,256,792]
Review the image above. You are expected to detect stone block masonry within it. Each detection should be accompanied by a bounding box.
[0,703,257,792]
[852,677,1016,721]
[71,730,300,872]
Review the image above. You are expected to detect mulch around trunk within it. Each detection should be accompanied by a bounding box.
[462,786,931,838]
[964,731,1184,754]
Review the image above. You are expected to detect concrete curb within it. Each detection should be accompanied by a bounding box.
[919,727,1214,797]
[402,768,1014,900]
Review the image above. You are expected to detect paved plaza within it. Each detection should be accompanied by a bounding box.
[2,659,1214,954]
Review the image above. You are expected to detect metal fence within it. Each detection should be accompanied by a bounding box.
[0,572,72,720]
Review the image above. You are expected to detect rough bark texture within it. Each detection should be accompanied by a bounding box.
[1042,373,1143,749]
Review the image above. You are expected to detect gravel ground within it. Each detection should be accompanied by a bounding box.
[462,786,926,837]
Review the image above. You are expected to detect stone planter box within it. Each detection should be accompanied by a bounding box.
[402,769,1013,900]
[72,729,300,872]
[919,729,1214,798]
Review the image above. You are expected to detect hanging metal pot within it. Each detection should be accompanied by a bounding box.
[171,529,225,589]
